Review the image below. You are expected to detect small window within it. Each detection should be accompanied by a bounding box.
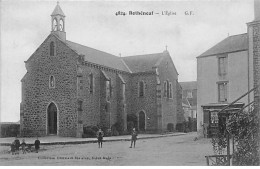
[139,81,144,97]
[187,91,192,98]
[50,42,55,56]
[49,75,55,88]
[218,82,228,102]
[89,73,94,93]
[78,100,83,111]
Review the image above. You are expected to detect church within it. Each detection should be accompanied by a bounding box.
[20,3,183,137]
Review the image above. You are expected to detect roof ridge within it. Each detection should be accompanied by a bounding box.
[124,52,164,58]
[227,33,247,38]
[66,40,119,58]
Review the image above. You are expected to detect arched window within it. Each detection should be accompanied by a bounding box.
[52,18,58,31]
[122,83,126,101]
[89,73,94,93]
[59,19,64,31]
[166,80,170,98]
[49,75,55,88]
[50,42,55,56]
[169,83,172,98]
[106,79,112,101]
[164,81,167,97]
[139,81,144,97]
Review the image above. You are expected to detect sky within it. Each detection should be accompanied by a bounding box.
[0,0,255,122]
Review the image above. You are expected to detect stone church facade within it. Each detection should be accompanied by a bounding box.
[20,3,183,137]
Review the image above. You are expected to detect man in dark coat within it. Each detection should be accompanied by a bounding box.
[96,129,104,148]
[129,128,138,148]
[14,137,20,154]
[34,136,40,153]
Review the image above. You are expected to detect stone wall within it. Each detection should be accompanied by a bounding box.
[129,72,157,131]
[20,35,181,137]
[21,34,78,137]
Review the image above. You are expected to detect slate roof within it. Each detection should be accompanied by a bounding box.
[179,81,197,90]
[122,53,165,73]
[198,33,248,58]
[51,3,65,16]
[66,40,131,72]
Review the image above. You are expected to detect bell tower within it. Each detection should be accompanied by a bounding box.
[51,2,66,41]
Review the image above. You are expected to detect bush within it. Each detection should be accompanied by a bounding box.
[176,123,184,132]
[0,123,20,138]
[113,121,124,135]
[127,121,134,133]
[83,125,98,138]
[111,125,119,136]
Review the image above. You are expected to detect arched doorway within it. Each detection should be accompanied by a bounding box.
[47,102,57,135]
[167,123,174,132]
[138,111,145,131]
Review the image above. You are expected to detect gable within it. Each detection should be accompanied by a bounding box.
[123,52,166,73]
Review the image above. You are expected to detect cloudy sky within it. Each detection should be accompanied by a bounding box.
[0,0,254,122]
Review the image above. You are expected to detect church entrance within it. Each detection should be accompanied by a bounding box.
[47,102,57,135]
[138,111,145,131]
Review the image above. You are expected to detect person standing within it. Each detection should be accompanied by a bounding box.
[34,136,40,153]
[14,137,20,154]
[21,139,26,154]
[10,141,15,155]
[129,128,138,148]
[96,129,104,148]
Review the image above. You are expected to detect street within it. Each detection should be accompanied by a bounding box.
[0,132,213,166]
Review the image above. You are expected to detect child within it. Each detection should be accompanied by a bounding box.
[96,129,104,148]
[34,136,40,153]
[129,128,138,148]
[21,139,26,154]
[10,141,15,155]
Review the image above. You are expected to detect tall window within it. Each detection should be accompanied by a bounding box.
[166,80,170,98]
[50,42,55,56]
[49,75,55,88]
[169,83,172,98]
[106,79,112,101]
[59,19,64,31]
[218,82,228,102]
[164,81,167,97]
[89,73,94,93]
[122,83,126,101]
[139,81,144,97]
[218,56,227,76]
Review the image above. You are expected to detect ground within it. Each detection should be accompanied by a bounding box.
[0,132,213,166]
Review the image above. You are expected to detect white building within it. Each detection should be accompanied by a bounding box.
[197,32,255,137]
